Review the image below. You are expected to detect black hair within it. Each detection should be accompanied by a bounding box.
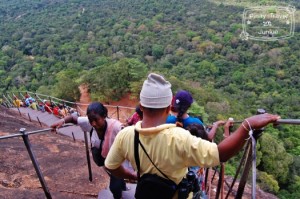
[135,105,143,119]
[186,123,209,141]
[175,104,190,128]
[86,102,107,121]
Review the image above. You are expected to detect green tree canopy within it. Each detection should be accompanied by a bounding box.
[258,133,293,184]
[53,69,81,102]
[82,58,147,101]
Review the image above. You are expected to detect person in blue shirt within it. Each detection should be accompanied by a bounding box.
[167,89,229,142]
[166,90,203,128]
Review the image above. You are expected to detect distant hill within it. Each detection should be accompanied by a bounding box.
[0,1,300,197]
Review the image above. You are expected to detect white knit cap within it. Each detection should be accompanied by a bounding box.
[140,73,172,108]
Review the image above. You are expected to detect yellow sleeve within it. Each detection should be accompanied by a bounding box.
[183,135,220,168]
[104,130,126,170]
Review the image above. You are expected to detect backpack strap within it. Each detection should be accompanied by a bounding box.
[134,130,141,180]
[134,130,172,181]
[89,125,106,151]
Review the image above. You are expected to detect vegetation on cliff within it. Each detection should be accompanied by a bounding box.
[0,0,299,198]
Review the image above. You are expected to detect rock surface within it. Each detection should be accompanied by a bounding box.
[0,105,109,199]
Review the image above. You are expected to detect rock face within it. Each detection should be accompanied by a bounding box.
[0,106,109,199]
[0,105,279,199]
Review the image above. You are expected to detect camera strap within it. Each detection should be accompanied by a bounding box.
[134,130,172,181]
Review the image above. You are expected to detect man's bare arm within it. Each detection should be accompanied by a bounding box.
[218,113,280,162]
[105,166,138,181]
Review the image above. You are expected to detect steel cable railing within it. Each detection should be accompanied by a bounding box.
[3,91,136,122]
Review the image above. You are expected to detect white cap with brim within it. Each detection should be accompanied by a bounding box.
[140,73,172,108]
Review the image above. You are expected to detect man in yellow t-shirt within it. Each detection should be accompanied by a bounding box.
[105,73,280,199]
[106,120,220,182]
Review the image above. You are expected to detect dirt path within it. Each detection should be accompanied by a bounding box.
[78,84,91,116]
[77,85,138,123]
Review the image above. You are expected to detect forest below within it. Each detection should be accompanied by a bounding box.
[0,0,299,198]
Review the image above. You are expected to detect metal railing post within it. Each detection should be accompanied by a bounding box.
[7,93,14,105]
[17,107,22,116]
[117,106,119,120]
[37,116,43,127]
[84,131,93,182]
[71,132,76,142]
[2,94,13,108]
[235,143,252,199]
[28,113,32,122]
[19,91,25,99]
[20,128,52,199]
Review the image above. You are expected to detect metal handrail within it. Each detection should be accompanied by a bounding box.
[0,124,73,140]
[0,124,75,199]
[3,91,136,123]
[2,94,13,107]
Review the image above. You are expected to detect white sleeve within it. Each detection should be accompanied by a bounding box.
[77,117,92,132]
[77,116,101,148]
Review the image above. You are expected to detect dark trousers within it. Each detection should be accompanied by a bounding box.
[109,174,126,199]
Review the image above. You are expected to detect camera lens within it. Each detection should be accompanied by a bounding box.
[186,171,195,181]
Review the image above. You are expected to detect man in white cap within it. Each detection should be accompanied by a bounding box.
[104,73,280,199]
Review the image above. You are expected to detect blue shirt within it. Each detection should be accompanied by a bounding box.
[166,115,203,128]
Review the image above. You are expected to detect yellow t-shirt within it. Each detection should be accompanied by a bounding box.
[30,102,38,110]
[105,121,220,185]
[13,99,21,107]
